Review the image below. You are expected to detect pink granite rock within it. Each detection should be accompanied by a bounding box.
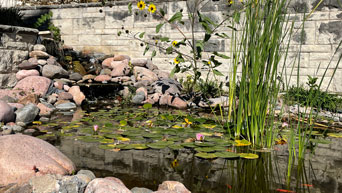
[94,75,111,82]
[84,177,131,193]
[16,70,40,81]
[133,67,158,82]
[157,181,190,193]
[102,57,115,69]
[68,86,85,106]
[169,97,187,109]
[0,101,15,124]
[14,76,51,97]
[37,103,54,116]
[58,92,73,100]
[131,58,147,67]
[29,51,49,59]
[113,55,130,61]
[111,59,130,77]
[0,134,75,186]
[136,87,148,99]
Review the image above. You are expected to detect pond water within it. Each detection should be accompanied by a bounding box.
[32,104,342,193]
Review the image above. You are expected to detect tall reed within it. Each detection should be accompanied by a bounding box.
[228,0,292,148]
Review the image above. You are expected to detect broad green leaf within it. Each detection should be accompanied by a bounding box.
[160,8,165,16]
[143,44,150,55]
[156,23,164,33]
[143,103,153,109]
[160,37,170,42]
[151,50,156,58]
[213,69,224,76]
[195,152,217,159]
[139,32,145,38]
[170,64,180,78]
[239,153,259,159]
[204,33,211,42]
[213,51,230,59]
[168,12,183,23]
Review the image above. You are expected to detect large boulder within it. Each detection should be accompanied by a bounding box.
[0,134,75,186]
[133,67,158,82]
[16,69,40,81]
[14,76,51,97]
[15,103,39,124]
[152,79,182,95]
[42,65,69,79]
[84,177,131,193]
[0,100,15,124]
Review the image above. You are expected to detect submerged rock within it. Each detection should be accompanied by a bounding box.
[0,134,75,186]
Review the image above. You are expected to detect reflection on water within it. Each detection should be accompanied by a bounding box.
[40,105,342,193]
[55,136,342,193]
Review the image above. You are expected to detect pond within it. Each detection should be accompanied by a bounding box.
[32,104,342,193]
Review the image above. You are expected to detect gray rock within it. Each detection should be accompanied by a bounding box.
[58,175,88,193]
[77,170,96,180]
[2,125,24,133]
[42,65,69,79]
[47,95,58,104]
[146,60,158,71]
[69,73,83,81]
[152,79,182,95]
[29,174,60,193]
[0,74,17,88]
[18,59,38,70]
[1,127,13,135]
[0,100,16,124]
[131,58,147,67]
[37,59,47,65]
[23,128,38,135]
[131,187,153,193]
[132,94,145,104]
[33,44,46,52]
[56,102,77,111]
[119,87,131,98]
[47,57,58,66]
[15,103,40,124]
[134,80,151,88]
[29,50,50,59]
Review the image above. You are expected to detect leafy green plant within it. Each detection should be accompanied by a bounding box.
[34,11,61,41]
[123,0,233,95]
[285,76,342,112]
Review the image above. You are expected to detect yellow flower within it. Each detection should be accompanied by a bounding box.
[148,4,156,13]
[137,1,145,10]
[172,40,178,47]
[184,118,192,125]
[207,61,211,65]
[174,57,180,64]
[228,0,234,5]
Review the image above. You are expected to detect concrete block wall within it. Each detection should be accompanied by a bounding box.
[20,0,342,92]
[0,25,38,88]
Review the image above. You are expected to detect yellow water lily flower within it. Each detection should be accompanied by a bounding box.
[137,1,146,10]
[174,57,180,64]
[172,40,178,47]
[148,4,156,13]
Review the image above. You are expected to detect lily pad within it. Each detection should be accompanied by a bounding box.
[239,153,259,159]
[234,139,251,146]
[194,142,215,147]
[181,142,197,148]
[327,133,342,138]
[99,144,116,150]
[195,147,216,153]
[130,144,149,150]
[77,136,102,143]
[215,152,240,159]
[195,152,217,159]
[168,144,183,150]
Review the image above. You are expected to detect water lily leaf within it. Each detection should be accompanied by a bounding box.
[130,144,149,150]
[239,153,259,159]
[104,122,113,127]
[234,139,251,146]
[143,103,152,109]
[327,133,342,138]
[100,138,114,144]
[172,125,183,129]
[200,124,217,129]
[310,139,332,144]
[195,142,215,147]
[168,144,183,150]
[99,144,115,150]
[181,142,197,148]
[104,134,121,139]
[117,137,130,142]
[195,152,217,159]
[115,144,128,149]
[215,152,240,159]
[195,147,216,153]
[143,133,163,139]
[119,120,127,126]
[200,132,213,136]
[147,143,168,149]
[213,146,228,152]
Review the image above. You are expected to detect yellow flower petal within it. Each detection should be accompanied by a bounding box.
[172,40,178,47]
[174,58,180,64]
[148,4,156,13]
[137,1,146,10]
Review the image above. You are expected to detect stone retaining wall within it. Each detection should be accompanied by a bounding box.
[19,0,342,92]
[0,25,38,88]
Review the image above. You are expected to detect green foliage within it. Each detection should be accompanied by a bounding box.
[34,11,61,42]
[124,0,232,95]
[285,77,342,112]
[0,6,24,26]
